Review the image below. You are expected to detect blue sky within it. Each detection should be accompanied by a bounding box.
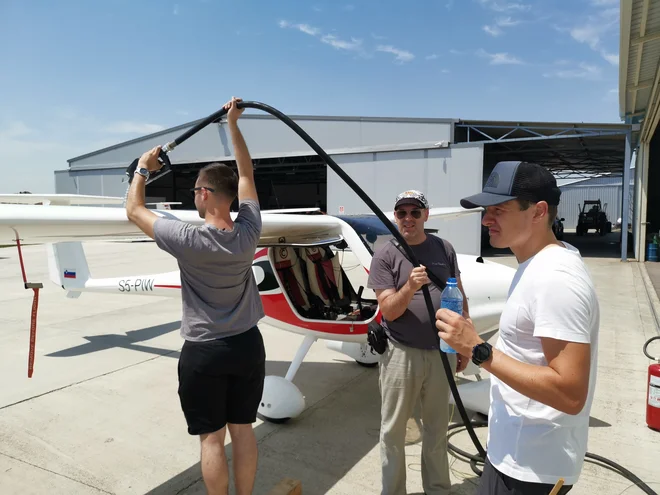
[0,0,621,193]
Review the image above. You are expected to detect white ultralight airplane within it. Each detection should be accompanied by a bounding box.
[0,193,514,421]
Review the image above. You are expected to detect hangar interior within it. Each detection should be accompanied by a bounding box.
[138,155,327,212]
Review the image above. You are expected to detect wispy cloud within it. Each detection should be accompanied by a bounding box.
[322,34,363,52]
[446,0,455,10]
[604,87,618,102]
[376,45,415,63]
[278,20,320,36]
[543,61,602,80]
[278,20,419,62]
[477,0,531,13]
[173,4,179,15]
[483,14,523,36]
[279,20,363,54]
[426,54,439,60]
[476,48,524,65]
[559,5,619,65]
[601,51,619,66]
[484,25,503,36]
[496,16,521,27]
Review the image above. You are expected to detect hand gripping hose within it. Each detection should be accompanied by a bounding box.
[126,101,659,494]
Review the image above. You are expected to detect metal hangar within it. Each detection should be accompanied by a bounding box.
[56,110,632,258]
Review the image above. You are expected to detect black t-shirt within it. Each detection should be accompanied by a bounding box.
[367,235,460,350]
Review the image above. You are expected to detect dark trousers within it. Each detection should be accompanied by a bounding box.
[476,457,573,495]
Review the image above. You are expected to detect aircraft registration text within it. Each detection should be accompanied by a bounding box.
[118,278,155,292]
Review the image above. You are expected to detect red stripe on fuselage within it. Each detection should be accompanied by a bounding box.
[261,293,371,336]
[154,285,181,289]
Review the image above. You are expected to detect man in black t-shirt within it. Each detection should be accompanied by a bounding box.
[367,189,470,495]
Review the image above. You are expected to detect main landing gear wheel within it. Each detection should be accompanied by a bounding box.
[257,335,315,423]
[258,376,305,423]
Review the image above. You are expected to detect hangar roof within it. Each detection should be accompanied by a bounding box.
[66,112,456,170]
[620,0,660,143]
[454,119,633,179]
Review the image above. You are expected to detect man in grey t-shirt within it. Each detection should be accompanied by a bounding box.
[125,97,265,495]
[367,190,470,495]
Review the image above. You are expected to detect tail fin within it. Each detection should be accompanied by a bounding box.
[46,242,91,298]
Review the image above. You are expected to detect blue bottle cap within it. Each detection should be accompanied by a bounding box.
[447,277,457,284]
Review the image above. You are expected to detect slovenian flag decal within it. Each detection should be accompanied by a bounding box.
[64,270,76,279]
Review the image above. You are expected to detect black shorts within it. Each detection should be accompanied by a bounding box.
[477,457,573,495]
[177,325,266,436]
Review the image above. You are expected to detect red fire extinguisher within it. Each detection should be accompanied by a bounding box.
[645,336,660,432]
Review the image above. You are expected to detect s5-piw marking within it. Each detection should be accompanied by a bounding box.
[118,278,156,292]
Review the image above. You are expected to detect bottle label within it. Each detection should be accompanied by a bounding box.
[441,298,463,315]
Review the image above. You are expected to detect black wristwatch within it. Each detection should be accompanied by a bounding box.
[471,342,493,366]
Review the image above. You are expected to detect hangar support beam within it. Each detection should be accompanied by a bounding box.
[456,123,629,144]
[622,130,632,262]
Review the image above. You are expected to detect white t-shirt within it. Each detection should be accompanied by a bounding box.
[486,241,599,486]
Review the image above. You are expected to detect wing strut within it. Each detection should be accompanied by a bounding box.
[15,237,43,378]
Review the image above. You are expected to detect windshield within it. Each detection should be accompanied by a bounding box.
[336,214,398,255]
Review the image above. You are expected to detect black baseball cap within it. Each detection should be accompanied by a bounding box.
[460,161,561,209]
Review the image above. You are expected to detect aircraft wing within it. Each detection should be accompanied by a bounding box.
[0,194,125,206]
[425,206,483,219]
[0,204,344,246]
[337,206,482,236]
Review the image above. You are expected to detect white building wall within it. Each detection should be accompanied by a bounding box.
[326,143,484,256]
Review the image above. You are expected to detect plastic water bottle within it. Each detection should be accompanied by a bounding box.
[440,277,462,354]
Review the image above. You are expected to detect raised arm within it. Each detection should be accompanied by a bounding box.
[225,97,258,203]
[126,146,162,239]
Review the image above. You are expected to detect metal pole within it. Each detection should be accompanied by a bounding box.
[621,130,632,261]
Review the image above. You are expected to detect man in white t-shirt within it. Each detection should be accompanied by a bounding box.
[435,161,599,494]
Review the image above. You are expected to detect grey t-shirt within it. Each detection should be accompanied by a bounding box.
[367,235,460,350]
[153,199,265,342]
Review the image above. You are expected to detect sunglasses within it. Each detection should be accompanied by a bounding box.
[395,209,422,219]
[189,186,215,197]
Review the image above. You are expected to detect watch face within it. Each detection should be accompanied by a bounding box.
[475,344,490,362]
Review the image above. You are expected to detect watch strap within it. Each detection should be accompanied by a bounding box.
[135,167,150,178]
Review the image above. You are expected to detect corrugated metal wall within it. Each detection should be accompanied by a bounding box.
[326,143,484,256]
[558,179,634,229]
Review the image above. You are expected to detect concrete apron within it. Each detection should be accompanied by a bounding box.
[1,242,660,494]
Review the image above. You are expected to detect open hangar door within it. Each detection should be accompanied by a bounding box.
[144,154,327,212]
[453,120,634,259]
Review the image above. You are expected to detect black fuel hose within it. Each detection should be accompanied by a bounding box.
[128,100,657,493]
[170,100,486,458]
[446,419,658,494]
